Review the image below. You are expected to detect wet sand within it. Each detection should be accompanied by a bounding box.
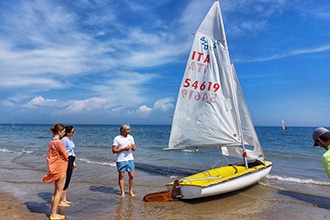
[1,185,329,220]
[1,151,329,220]
[0,191,48,220]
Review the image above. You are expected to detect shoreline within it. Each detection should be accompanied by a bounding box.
[1,151,330,219]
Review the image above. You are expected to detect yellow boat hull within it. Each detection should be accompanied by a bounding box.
[166,160,272,199]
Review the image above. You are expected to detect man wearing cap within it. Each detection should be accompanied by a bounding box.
[312,127,330,179]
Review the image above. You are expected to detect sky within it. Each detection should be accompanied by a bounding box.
[1,0,330,127]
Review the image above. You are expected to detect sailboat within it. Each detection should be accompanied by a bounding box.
[162,1,272,200]
[282,120,287,130]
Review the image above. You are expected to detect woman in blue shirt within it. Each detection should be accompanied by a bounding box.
[59,125,77,206]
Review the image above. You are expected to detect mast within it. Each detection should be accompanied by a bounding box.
[216,1,249,169]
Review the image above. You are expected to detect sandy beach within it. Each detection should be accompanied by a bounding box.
[1,151,330,220]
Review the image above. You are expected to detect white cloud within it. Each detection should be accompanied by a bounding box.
[0,100,16,107]
[24,96,58,108]
[132,97,174,118]
[241,44,330,63]
[136,105,153,117]
[0,74,66,88]
[154,97,174,111]
[66,98,108,112]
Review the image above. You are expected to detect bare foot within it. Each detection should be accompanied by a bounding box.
[129,192,136,197]
[120,192,125,198]
[64,200,72,204]
[58,201,70,207]
[49,213,65,220]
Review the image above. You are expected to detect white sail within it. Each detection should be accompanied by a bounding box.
[282,120,287,130]
[167,1,264,161]
[231,64,265,160]
[168,1,240,150]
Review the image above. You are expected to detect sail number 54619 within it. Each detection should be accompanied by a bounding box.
[183,78,220,92]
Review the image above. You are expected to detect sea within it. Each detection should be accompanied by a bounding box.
[0,124,329,219]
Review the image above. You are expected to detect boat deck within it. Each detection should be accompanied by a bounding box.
[166,160,272,188]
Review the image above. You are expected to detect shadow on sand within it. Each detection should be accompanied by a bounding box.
[24,192,51,216]
[89,185,121,195]
[278,190,330,210]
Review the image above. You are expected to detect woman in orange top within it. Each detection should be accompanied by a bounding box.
[42,123,68,220]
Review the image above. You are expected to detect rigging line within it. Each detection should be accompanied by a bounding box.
[211,147,226,168]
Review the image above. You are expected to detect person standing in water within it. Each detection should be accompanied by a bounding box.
[42,123,68,220]
[59,125,77,207]
[112,124,136,197]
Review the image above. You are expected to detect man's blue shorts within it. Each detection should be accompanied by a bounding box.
[116,160,135,172]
